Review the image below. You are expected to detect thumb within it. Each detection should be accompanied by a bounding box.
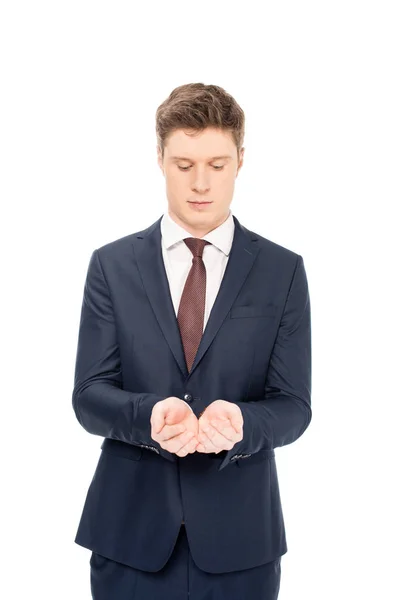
[225,408,243,433]
[230,416,243,434]
[152,404,166,434]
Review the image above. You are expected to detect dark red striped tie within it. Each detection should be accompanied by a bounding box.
[177,237,211,373]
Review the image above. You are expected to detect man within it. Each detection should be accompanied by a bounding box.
[72,82,312,600]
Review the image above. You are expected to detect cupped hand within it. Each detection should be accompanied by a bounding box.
[150,397,200,457]
[195,399,243,454]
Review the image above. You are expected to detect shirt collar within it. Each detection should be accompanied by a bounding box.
[160,208,234,256]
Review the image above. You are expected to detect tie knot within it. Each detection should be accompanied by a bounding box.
[183,237,211,258]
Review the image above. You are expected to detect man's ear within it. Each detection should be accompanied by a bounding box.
[156,145,164,174]
[236,147,244,176]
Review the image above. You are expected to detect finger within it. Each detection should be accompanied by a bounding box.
[179,435,198,456]
[198,426,225,451]
[197,440,223,454]
[230,418,243,435]
[200,422,237,449]
[156,423,187,441]
[210,413,243,434]
[151,415,165,434]
[195,439,214,453]
[174,431,196,456]
[160,423,187,441]
[210,419,242,441]
[187,437,199,453]
[195,442,207,452]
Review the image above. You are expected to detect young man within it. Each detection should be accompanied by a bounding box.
[72,82,312,600]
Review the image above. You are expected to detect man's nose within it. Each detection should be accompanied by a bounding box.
[192,179,210,194]
[191,168,211,193]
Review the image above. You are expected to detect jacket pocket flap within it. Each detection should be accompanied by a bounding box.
[100,438,143,461]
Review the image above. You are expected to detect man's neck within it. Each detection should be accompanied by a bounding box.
[167,210,230,238]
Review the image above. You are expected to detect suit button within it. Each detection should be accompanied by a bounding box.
[183,393,193,402]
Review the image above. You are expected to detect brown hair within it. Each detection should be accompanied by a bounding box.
[156,83,245,160]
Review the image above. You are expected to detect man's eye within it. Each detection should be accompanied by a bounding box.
[177,165,224,171]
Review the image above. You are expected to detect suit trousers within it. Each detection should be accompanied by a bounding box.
[90,524,281,600]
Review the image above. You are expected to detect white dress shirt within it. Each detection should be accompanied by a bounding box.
[160,209,235,330]
[160,208,235,414]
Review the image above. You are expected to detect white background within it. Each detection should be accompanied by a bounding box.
[1,1,399,598]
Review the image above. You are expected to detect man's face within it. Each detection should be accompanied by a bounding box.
[157,127,244,236]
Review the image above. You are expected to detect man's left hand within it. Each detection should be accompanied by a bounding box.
[195,400,243,453]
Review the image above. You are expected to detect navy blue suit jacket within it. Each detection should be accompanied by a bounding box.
[72,213,312,574]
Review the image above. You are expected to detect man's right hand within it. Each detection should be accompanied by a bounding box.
[150,397,199,457]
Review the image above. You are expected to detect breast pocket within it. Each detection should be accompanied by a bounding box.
[230,304,278,319]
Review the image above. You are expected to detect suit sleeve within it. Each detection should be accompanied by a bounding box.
[218,254,312,471]
[72,248,177,463]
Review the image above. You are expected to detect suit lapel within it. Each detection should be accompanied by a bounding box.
[132,214,260,381]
